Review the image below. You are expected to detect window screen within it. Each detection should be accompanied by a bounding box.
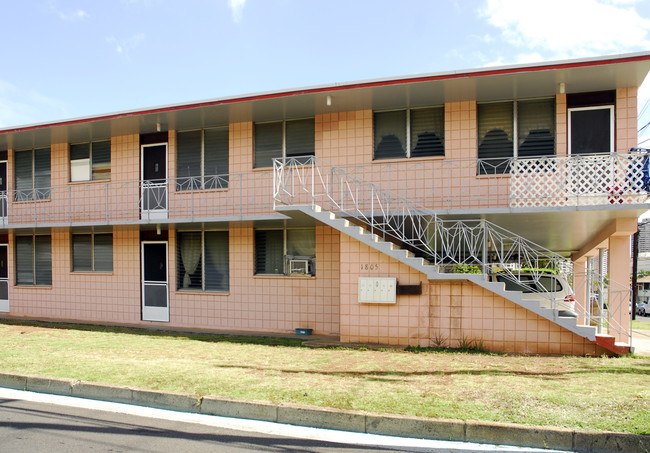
[33,148,51,199]
[14,151,33,201]
[16,235,51,286]
[570,108,612,155]
[517,99,555,158]
[72,234,92,271]
[374,111,406,159]
[91,141,111,181]
[254,230,284,274]
[177,130,202,190]
[477,103,514,174]
[177,231,202,289]
[204,128,229,189]
[177,230,229,291]
[14,148,50,200]
[70,144,91,182]
[15,236,34,284]
[285,119,315,158]
[204,231,229,291]
[410,107,444,157]
[286,229,315,257]
[72,233,113,272]
[254,122,282,168]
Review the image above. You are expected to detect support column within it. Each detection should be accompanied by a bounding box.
[573,257,588,325]
[609,235,631,343]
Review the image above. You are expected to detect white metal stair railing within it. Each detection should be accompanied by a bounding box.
[273,156,632,344]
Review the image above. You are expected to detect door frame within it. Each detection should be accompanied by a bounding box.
[140,143,168,220]
[141,240,169,322]
[567,105,615,155]
[0,244,8,313]
[0,160,7,220]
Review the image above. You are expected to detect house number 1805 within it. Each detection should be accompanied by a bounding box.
[360,264,379,271]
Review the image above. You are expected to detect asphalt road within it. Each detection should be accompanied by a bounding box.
[0,389,564,453]
[0,396,399,453]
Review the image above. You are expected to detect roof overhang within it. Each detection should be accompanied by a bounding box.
[2,52,650,150]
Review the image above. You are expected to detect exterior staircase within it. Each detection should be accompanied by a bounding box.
[272,156,632,355]
[276,203,630,355]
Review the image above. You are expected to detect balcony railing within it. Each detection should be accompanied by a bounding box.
[0,151,647,228]
[0,171,276,227]
[334,151,649,210]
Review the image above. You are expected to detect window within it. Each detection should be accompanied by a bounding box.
[568,106,614,155]
[477,99,555,174]
[72,233,113,272]
[177,127,229,190]
[254,118,314,168]
[177,230,229,291]
[254,227,315,275]
[374,107,444,160]
[15,234,51,286]
[14,148,51,201]
[70,140,111,182]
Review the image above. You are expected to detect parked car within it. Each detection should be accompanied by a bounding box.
[637,302,648,316]
[491,272,576,317]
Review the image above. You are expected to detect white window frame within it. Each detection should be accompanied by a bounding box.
[176,126,229,182]
[477,97,556,159]
[567,105,615,155]
[71,231,113,273]
[374,107,445,159]
[176,228,229,292]
[254,227,315,276]
[254,117,315,168]
[69,140,111,182]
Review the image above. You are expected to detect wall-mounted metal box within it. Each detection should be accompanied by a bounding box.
[358,277,397,304]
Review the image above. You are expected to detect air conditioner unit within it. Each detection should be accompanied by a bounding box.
[289,259,310,275]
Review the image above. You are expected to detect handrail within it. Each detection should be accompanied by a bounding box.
[273,156,632,343]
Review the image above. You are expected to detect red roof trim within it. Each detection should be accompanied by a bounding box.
[3,54,650,135]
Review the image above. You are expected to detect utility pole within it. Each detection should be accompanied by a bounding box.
[632,230,639,321]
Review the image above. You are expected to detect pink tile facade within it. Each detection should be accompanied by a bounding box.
[0,85,637,355]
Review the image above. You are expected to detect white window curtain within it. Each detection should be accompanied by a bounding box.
[179,232,201,288]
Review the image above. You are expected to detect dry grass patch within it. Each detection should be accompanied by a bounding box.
[0,321,648,434]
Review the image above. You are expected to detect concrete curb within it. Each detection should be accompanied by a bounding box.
[1,372,648,453]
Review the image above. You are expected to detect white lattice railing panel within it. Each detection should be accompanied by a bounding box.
[510,152,650,207]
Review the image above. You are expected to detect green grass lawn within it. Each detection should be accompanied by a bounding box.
[0,320,648,434]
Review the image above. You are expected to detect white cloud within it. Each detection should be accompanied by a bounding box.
[106,33,146,58]
[57,9,89,21]
[479,0,650,58]
[229,0,246,23]
[47,1,89,21]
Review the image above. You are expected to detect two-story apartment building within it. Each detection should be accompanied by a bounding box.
[1,52,648,356]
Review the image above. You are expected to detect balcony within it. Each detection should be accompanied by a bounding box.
[0,171,276,228]
[333,151,649,212]
[0,152,647,229]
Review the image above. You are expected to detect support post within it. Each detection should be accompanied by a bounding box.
[598,248,605,334]
[609,235,632,343]
[573,257,588,325]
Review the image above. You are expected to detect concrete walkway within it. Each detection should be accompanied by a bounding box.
[0,372,647,453]
[632,329,650,356]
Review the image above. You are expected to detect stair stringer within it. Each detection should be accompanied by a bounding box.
[278,205,603,346]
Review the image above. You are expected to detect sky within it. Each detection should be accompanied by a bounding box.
[1,0,650,141]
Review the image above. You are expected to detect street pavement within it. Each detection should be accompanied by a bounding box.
[0,388,566,453]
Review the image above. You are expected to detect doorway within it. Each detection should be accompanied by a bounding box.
[141,143,168,220]
[0,245,8,312]
[141,241,169,322]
